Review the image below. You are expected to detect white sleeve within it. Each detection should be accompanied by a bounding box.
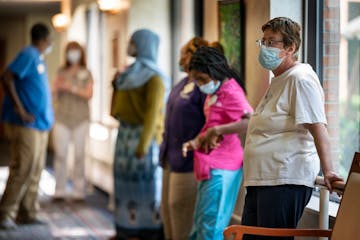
[293,78,327,125]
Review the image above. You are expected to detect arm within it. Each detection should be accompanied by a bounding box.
[136,76,165,159]
[182,114,251,156]
[110,71,121,118]
[304,123,343,192]
[71,74,93,100]
[1,69,34,123]
[200,113,251,153]
[57,70,93,100]
[208,113,251,135]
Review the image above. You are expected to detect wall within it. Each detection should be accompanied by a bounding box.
[244,0,270,108]
[203,0,218,42]
[0,16,26,65]
[127,0,171,77]
[270,0,302,24]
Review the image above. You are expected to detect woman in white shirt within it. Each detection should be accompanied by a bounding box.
[240,17,343,240]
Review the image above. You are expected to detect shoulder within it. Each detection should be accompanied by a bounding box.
[174,77,188,87]
[14,46,38,62]
[219,79,246,99]
[79,67,93,79]
[278,64,320,93]
[282,65,324,101]
[148,75,165,86]
[287,64,319,83]
[21,46,37,54]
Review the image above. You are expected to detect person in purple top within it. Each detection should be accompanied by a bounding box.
[159,37,208,240]
[0,23,54,229]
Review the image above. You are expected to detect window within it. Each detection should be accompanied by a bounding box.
[339,1,360,179]
[303,0,359,180]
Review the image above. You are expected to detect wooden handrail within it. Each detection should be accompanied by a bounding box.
[224,225,332,239]
[315,176,346,194]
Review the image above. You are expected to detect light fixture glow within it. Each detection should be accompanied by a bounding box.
[51,13,70,32]
[97,0,129,14]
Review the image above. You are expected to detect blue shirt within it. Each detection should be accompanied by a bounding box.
[1,45,54,131]
[159,77,206,172]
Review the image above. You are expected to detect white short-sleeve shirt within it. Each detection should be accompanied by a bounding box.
[243,63,326,187]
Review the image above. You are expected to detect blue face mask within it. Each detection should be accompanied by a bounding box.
[258,46,284,70]
[199,80,221,95]
[179,65,185,72]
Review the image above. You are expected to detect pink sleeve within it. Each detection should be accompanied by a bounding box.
[205,87,253,128]
[232,87,253,118]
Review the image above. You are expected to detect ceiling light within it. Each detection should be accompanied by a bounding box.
[97,0,129,14]
[51,13,69,32]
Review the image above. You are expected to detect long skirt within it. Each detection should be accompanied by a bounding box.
[113,123,163,239]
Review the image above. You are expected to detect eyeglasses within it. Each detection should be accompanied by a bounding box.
[256,39,284,48]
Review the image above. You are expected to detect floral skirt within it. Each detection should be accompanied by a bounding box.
[113,123,163,239]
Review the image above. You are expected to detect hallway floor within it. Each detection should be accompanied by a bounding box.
[0,139,115,240]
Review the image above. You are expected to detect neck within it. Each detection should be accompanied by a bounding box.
[69,64,80,70]
[272,57,297,77]
[32,42,43,53]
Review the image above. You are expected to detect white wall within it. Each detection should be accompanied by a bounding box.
[127,0,171,77]
[270,0,302,24]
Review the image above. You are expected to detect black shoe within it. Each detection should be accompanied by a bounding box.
[17,216,47,225]
[0,217,18,230]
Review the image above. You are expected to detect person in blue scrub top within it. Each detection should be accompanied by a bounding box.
[0,23,54,230]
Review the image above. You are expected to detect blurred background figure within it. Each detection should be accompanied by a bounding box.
[159,37,208,240]
[52,41,93,202]
[0,23,54,229]
[110,29,166,240]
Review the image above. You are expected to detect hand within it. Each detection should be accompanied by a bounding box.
[323,171,344,193]
[182,140,197,157]
[199,127,223,153]
[55,74,71,92]
[15,108,34,123]
[57,80,71,92]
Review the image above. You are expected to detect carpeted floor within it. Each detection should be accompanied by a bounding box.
[0,195,115,240]
[0,139,116,240]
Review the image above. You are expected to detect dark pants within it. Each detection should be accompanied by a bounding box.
[241,185,313,240]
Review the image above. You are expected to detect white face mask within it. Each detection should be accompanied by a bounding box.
[67,49,81,64]
[44,44,53,55]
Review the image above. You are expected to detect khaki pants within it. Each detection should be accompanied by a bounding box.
[0,124,49,221]
[161,165,197,240]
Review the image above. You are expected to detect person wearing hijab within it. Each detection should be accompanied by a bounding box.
[52,41,93,201]
[110,29,166,240]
